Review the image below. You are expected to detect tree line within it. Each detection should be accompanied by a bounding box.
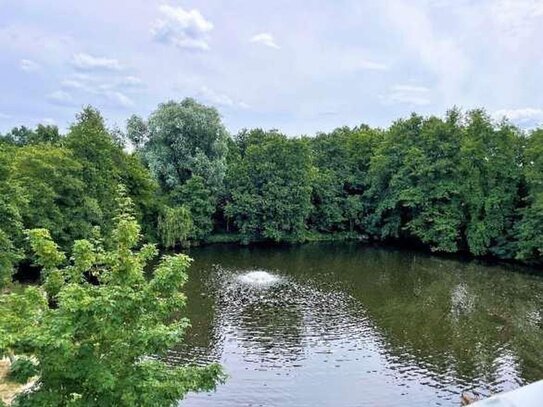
[1,98,542,404]
[2,100,543,288]
[0,109,226,405]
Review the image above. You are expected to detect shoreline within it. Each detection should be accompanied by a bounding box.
[197,232,543,275]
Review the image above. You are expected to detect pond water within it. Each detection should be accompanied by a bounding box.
[171,243,543,406]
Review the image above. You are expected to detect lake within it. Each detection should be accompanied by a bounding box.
[170,243,543,406]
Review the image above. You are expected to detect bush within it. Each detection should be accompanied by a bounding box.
[0,187,224,406]
[8,357,37,384]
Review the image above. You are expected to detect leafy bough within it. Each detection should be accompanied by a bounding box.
[0,187,224,406]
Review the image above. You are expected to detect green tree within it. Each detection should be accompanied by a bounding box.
[0,188,223,406]
[171,175,216,240]
[0,230,19,289]
[225,131,313,243]
[0,145,25,288]
[0,126,34,146]
[309,126,380,234]
[116,153,159,242]
[157,206,192,249]
[35,124,61,144]
[65,106,157,240]
[365,112,465,251]
[401,112,465,252]
[125,115,148,149]
[127,99,229,242]
[309,169,344,233]
[134,98,229,193]
[343,195,364,233]
[460,110,522,256]
[515,128,543,261]
[1,124,61,146]
[12,145,94,248]
[63,107,122,233]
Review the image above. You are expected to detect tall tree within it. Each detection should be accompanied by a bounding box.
[460,110,522,256]
[65,106,157,240]
[133,98,229,193]
[515,128,543,261]
[225,130,313,243]
[0,145,24,288]
[171,175,216,240]
[365,112,465,252]
[0,189,223,405]
[12,145,93,248]
[309,126,380,234]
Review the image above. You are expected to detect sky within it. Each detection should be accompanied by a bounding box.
[0,0,542,135]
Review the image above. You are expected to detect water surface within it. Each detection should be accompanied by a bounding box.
[171,243,543,406]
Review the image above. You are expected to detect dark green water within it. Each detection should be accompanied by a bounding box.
[171,243,543,406]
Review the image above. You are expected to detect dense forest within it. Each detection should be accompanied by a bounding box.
[1,99,543,288]
[1,98,542,405]
[0,99,543,286]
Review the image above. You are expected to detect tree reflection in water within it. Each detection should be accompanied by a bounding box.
[169,243,543,406]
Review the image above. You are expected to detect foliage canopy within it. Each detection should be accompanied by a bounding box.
[0,189,223,406]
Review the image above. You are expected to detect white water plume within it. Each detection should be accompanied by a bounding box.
[237,270,281,287]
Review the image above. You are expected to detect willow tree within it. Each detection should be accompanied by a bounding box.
[127,99,229,241]
[130,98,229,193]
[0,188,223,406]
[157,205,192,249]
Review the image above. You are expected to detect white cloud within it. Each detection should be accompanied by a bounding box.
[317,110,340,117]
[61,79,89,91]
[393,85,430,93]
[380,84,431,106]
[2,0,541,136]
[151,5,213,50]
[197,86,249,109]
[356,58,388,71]
[0,112,11,120]
[380,1,470,105]
[102,91,134,108]
[47,90,75,105]
[20,59,40,72]
[59,75,136,109]
[71,53,123,71]
[250,33,280,49]
[0,25,76,64]
[62,74,143,91]
[119,76,144,88]
[490,0,543,40]
[493,107,543,123]
[71,73,94,82]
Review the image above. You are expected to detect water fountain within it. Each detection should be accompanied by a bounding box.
[236,270,281,287]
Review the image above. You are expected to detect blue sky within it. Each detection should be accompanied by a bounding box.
[1,0,542,135]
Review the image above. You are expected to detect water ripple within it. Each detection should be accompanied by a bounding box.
[168,247,543,407]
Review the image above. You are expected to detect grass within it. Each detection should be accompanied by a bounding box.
[203,231,369,246]
[204,233,244,244]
